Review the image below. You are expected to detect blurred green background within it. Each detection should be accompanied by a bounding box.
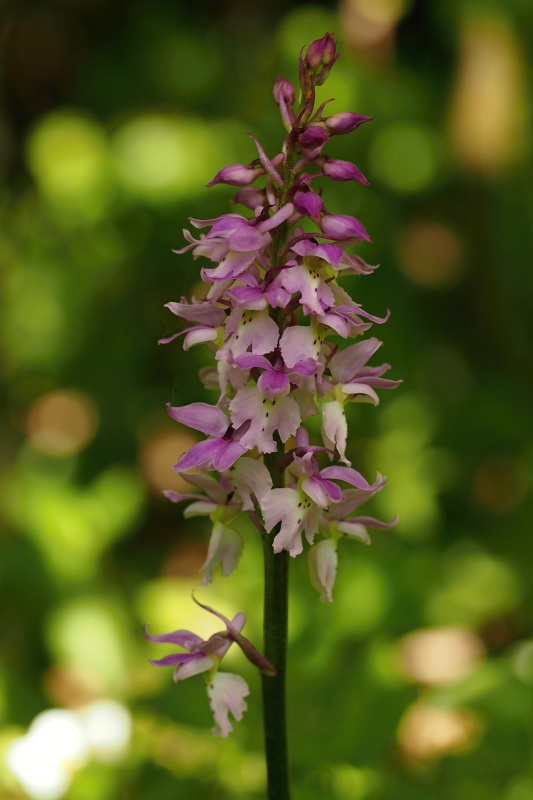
[1,0,533,798]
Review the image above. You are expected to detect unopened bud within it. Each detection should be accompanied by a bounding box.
[305,33,336,69]
[304,33,339,85]
[322,158,369,185]
[321,213,372,242]
[325,113,372,135]
[294,188,324,218]
[207,163,262,187]
[299,125,329,150]
[273,75,296,106]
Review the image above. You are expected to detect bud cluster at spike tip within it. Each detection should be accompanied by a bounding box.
[149,33,401,735]
[160,31,400,599]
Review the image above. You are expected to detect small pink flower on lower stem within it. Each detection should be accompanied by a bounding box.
[145,597,274,737]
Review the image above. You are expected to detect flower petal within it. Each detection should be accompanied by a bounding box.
[321,399,349,464]
[230,457,273,510]
[174,655,215,682]
[144,624,204,649]
[207,672,250,737]
[167,402,228,437]
[320,465,377,490]
[329,338,382,383]
[174,438,225,471]
[201,523,244,585]
[308,539,338,602]
[230,387,301,453]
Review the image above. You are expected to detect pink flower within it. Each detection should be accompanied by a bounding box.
[260,439,384,556]
[145,597,274,736]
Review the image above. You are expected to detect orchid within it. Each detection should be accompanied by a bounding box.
[152,32,400,799]
[145,597,274,737]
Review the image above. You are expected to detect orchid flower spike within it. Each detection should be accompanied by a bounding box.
[160,31,400,593]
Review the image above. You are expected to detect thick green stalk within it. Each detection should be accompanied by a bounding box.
[260,141,299,800]
[262,451,290,800]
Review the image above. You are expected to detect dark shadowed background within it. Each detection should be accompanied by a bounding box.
[1,1,533,798]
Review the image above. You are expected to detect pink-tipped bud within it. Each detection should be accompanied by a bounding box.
[294,189,324,218]
[321,158,369,185]
[325,113,372,135]
[299,125,329,150]
[305,33,337,69]
[304,33,339,85]
[206,163,262,187]
[321,213,372,242]
[273,75,296,106]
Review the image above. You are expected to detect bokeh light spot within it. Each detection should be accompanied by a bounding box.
[369,122,442,193]
[112,115,220,203]
[397,220,465,289]
[46,598,132,692]
[340,0,410,57]
[449,17,526,174]
[6,709,87,800]
[398,703,481,762]
[399,627,485,686]
[77,700,131,763]
[26,389,98,457]
[26,112,112,216]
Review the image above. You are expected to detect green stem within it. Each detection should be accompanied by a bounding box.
[260,141,299,800]
[262,452,290,800]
